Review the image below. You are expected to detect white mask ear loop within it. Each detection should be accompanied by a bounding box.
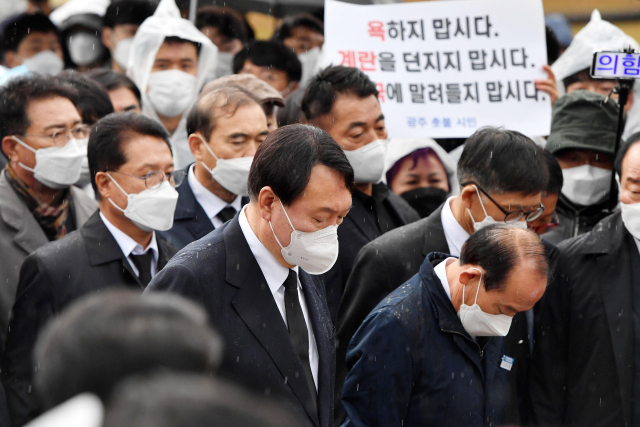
[268,198,296,251]
[196,134,220,175]
[11,135,38,172]
[468,267,484,304]
[473,185,490,218]
[105,172,129,213]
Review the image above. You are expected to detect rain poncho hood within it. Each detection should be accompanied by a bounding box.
[127,0,218,169]
[384,138,460,197]
[551,10,640,140]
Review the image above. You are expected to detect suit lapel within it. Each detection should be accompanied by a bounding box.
[174,174,215,241]
[224,218,320,427]
[299,271,333,427]
[81,211,142,287]
[0,173,48,254]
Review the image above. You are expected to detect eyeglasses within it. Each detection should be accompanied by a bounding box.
[110,170,186,189]
[461,182,545,223]
[22,125,91,147]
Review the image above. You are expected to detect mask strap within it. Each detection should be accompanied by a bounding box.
[12,135,39,173]
[473,185,490,218]
[468,267,484,304]
[268,221,286,250]
[197,134,220,175]
[105,172,129,213]
[278,198,296,232]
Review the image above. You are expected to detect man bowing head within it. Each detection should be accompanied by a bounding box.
[145,124,354,427]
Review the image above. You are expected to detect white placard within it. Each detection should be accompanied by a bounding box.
[322,0,551,138]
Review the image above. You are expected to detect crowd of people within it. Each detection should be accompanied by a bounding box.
[0,0,638,426]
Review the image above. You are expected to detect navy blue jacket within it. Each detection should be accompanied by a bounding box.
[158,165,249,250]
[146,215,335,427]
[341,252,510,427]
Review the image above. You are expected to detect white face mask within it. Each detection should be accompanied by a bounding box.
[113,37,133,70]
[68,32,105,66]
[621,201,640,240]
[561,164,611,207]
[147,70,197,118]
[269,199,339,275]
[457,267,513,337]
[298,47,321,87]
[22,50,64,75]
[466,185,527,231]
[343,139,387,184]
[107,173,179,232]
[12,136,84,189]
[196,135,252,196]
[215,52,234,78]
[75,137,92,187]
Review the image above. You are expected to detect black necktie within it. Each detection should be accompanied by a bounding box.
[130,252,154,288]
[216,206,237,223]
[283,270,317,401]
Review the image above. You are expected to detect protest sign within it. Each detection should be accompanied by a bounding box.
[321,0,551,138]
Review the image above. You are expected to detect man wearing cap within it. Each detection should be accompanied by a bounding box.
[202,73,284,133]
[158,86,269,250]
[543,90,619,245]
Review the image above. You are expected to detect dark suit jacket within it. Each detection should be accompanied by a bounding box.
[157,165,249,250]
[342,252,510,427]
[322,185,419,322]
[146,216,335,427]
[531,212,635,427]
[1,211,176,426]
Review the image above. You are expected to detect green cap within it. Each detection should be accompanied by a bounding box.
[545,90,619,155]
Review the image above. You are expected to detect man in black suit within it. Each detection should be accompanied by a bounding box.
[335,127,551,425]
[530,133,640,426]
[302,66,420,321]
[1,113,180,426]
[159,86,269,250]
[146,124,354,427]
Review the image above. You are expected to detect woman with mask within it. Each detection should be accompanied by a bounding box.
[385,138,459,218]
[59,14,110,71]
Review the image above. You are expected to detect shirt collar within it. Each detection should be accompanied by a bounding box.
[238,205,299,296]
[433,257,457,302]
[99,211,159,261]
[188,164,243,220]
[441,196,470,257]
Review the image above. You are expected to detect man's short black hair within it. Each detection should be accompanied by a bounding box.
[1,12,59,53]
[271,13,324,42]
[196,6,247,43]
[457,127,549,195]
[459,224,548,292]
[546,25,560,65]
[232,41,302,83]
[302,65,378,122]
[86,68,143,106]
[616,131,640,176]
[103,0,157,28]
[0,75,78,143]
[543,149,563,195]
[33,291,223,409]
[88,112,171,195]
[103,373,297,427]
[248,124,355,205]
[58,71,114,126]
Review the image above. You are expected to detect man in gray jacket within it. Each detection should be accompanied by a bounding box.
[0,75,97,338]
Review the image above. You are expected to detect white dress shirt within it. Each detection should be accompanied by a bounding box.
[441,196,470,257]
[238,205,319,390]
[433,257,457,302]
[188,164,243,228]
[634,237,640,256]
[100,212,159,278]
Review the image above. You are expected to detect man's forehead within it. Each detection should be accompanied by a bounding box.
[330,94,381,123]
